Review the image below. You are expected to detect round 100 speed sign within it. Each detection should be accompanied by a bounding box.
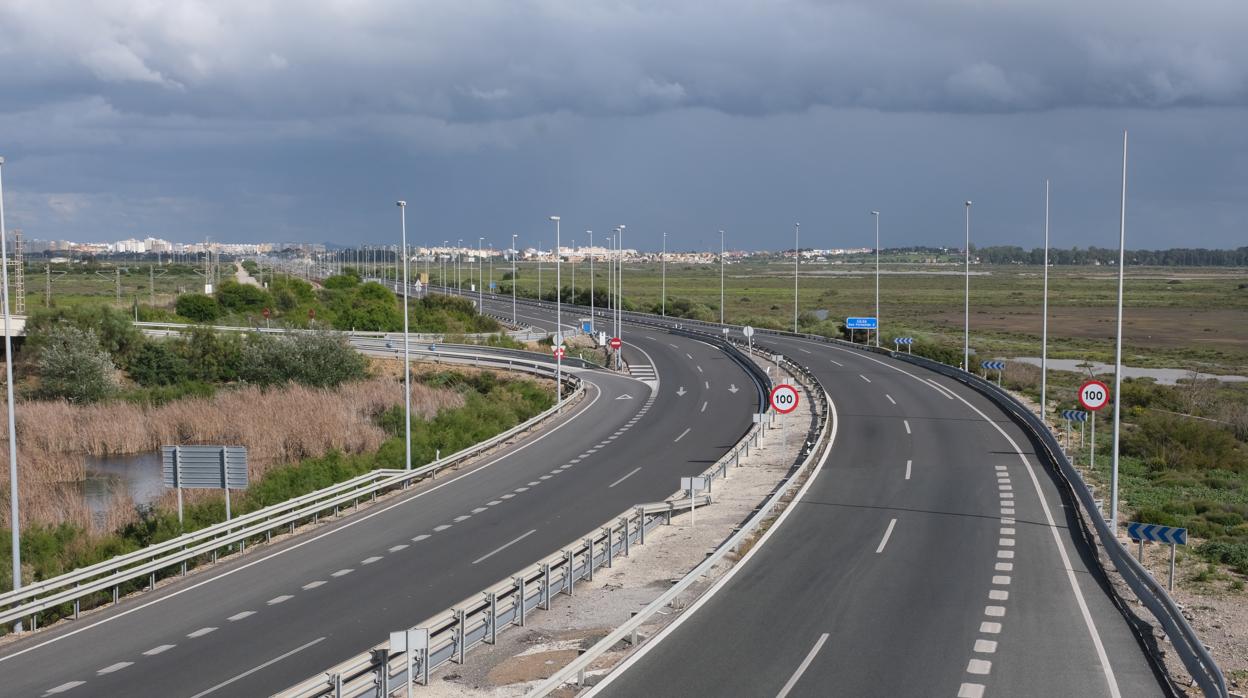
[770,384,800,414]
[1078,380,1110,411]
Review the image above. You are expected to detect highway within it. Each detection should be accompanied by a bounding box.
[0,322,759,696]
[590,328,1169,697]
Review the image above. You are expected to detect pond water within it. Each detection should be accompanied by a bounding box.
[83,452,165,522]
[1009,357,1247,385]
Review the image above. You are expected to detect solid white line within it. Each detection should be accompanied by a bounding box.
[905,460,912,480]
[585,391,841,697]
[96,662,132,675]
[674,427,691,442]
[0,377,609,666]
[904,419,911,434]
[609,467,642,488]
[142,644,174,656]
[885,394,896,405]
[774,633,829,698]
[875,518,898,553]
[472,529,537,565]
[187,636,325,698]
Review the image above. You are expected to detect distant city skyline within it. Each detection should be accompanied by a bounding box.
[1,3,1245,251]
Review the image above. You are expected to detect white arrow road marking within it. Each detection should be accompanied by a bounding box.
[676,386,687,396]
[473,529,537,565]
[615,394,633,400]
[728,384,739,393]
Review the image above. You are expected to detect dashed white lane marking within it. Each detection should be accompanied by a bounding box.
[829,359,843,367]
[540,474,552,480]
[472,529,538,565]
[775,632,829,698]
[454,515,470,522]
[985,606,1006,617]
[860,374,872,383]
[413,534,431,542]
[686,353,693,360]
[302,580,327,590]
[361,556,382,565]
[886,394,896,405]
[501,493,515,499]
[515,487,529,493]
[227,611,256,621]
[43,681,85,695]
[958,684,985,698]
[187,627,217,638]
[903,420,911,434]
[434,524,451,532]
[472,507,487,514]
[905,460,912,480]
[670,343,679,349]
[974,639,998,654]
[997,550,1015,559]
[704,380,710,389]
[697,365,703,373]
[527,481,541,486]
[331,568,353,577]
[143,644,175,656]
[1001,517,1016,525]
[674,427,692,442]
[268,595,294,605]
[875,518,898,554]
[966,659,992,675]
[995,562,1013,572]
[609,467,642,488]
[999,538,1015,547]
[1001,507,1015,516]
[994,464,1007,471]
[1000,492,1014,499]
[97,662,132,675]
[979,622,1002,634]
[389,544,409,553]
[993,575,1012,585]
[187,636,326,698]
[1000,527,1015,535]
[701,401,708,412]
[989,589,1010,601]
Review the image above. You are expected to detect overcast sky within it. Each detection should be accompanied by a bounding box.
[1,1,1245,251]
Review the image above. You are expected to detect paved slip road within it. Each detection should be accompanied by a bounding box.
[0,327,758,696]
[596,330,1169,698]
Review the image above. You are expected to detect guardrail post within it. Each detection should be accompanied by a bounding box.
[370,648,390,695]
[584,537,595,580]
[73,598,80,620]
[330,672,342,697]
[454,609,466,663]
[541,565,552,610]
[113,585,119,605]
[514,576,527,626]
[666,501,674,525]
[621,516,631,557]
[486,593,498,644]
[636,507,646,545]
[149,572,156,591]
[603,527,614,568]
[564,551,576,596]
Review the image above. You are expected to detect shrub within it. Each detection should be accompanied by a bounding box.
[25,306,144,363]
[215,280,271,312]
[127,340,191,386]
[239,332,369,388]
[175,293,222,322]
[1196,540,1248,575]
[32,325,118,403]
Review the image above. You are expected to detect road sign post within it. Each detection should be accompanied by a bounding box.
[1127,522,1187,591]
[981,360,1006,386]
[680,476,709,526]
[1079,379,1110,479]
[893,336,914,354]
[553,345,566,410]
[743,325,754,354]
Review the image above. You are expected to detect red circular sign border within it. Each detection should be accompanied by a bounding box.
[770,384,800,414]
[1078,379,1111,411]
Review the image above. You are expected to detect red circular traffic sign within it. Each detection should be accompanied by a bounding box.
[770,384,800,414]
[609,337,622,350]
[262,307,271,319]
[1078,380,1110,411]
[553,346,566,359]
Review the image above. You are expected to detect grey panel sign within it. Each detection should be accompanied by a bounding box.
[162,446,249,490]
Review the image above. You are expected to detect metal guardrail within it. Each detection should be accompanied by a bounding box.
[0,355,584,633]
[277,344,816,698]
[134,320,547,343]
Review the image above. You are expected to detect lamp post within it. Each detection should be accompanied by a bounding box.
[549,217,561,344]
[793,222,800,333]
[511,234,518,325]
[1,156,23,615]
[616,224,625,368]
[587,231,594,332]
[963,201,972,372]
[537,241,542,300]
[872,210,880,346]
[1110,131,1128,531]
[442,241,448,289]
[1041,181,1050,418]
[661,231,667,318]
[396,201,413,476]
[456,238,463,292]
[478,237,484,310]
[719,229,725,325]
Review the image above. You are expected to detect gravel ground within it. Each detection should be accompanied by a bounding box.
[418,359,812,696]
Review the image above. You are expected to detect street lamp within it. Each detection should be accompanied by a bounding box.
[617,224,625,368]
[719,230,725,325]
[456,238,463,292]
[1110,131,1129,531]
[1041,181,1050,418]
[396,201,412,476]
[964,201,973,372]
[872,211,880,347]
[661,232,667,318]
[1,156,23,616]
[793,222,800,333]
[549,216,561,343]
[511,234,518,325]
[478,237,484,310]
[587,230,594,332]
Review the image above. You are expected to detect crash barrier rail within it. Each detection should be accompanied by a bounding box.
[0,354,584,633]
[377,280,550,341]
[134,319,546,343]
[277,345,823,698]
[348,338,599,372]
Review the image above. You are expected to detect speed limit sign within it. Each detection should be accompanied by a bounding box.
[1078,380,1110,411]
[770,384,799,414]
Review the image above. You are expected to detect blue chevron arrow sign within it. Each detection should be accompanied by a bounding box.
[1060,409,1090,423]
[893,337,914,345]
[982,360,1006,371]
[1127,522,1187,545]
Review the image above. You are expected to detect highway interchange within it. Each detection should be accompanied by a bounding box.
[0,288,1170,697]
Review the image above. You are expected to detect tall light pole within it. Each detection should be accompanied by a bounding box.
[963,201,973,371]
[511,234,518,325]
[442,240,448,289]
[719,230,725,325]
[478,237,484,310]
[549,216,561,343]
[1110,131,1128,531]
[793,222,800,333]
[872,210,880,346]
[537,241,542,300]
[1041,181,1051,417]
[587,231,594,332]
[1,156,22,614]
[661,231,667,318]
[397,201,412,474]
[616,225,625,363]
[456,238,463,292]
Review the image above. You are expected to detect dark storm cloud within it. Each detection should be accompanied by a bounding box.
[0,1,1245,247]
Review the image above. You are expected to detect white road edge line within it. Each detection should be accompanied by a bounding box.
[586,390,841,697]
[187,636,326,698]
[775,633,829,698]
[0,376,610,665]
[472,529,537,565]
[876,518,898,553]
[609,467,642,489]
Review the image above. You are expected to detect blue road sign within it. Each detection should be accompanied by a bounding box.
[581,319,593,333]
[1127,522,1187,546]
[1060,409,1090,423]
[982,360,1006,371]
[846,317,878,330]
[489,282,497,290]
[893,337,914,345]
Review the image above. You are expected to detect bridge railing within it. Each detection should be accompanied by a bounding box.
[0,351,583,633]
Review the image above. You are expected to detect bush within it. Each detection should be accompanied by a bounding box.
[215,280,271,313]
[25,306,143,364]
[1196,540,1248,575]
[239,332,369,388]
[1122,411,1247,473]
[32,325,118,403]
[127,340,191,386]
[175,293,222,322]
